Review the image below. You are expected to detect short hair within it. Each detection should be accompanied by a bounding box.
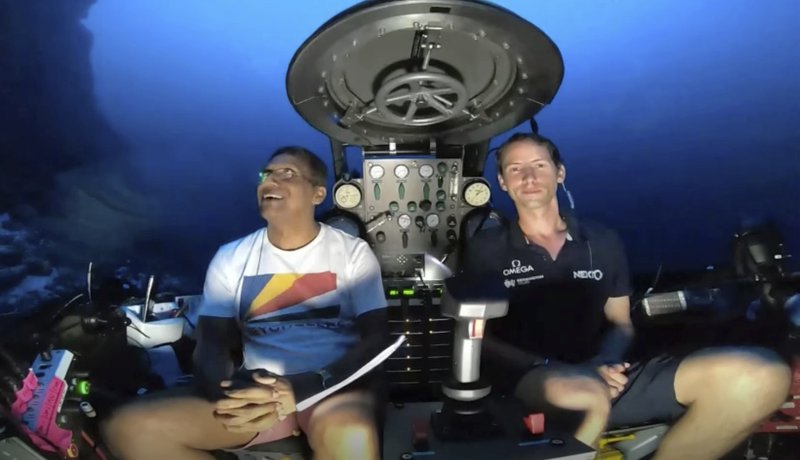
[267,146,327,187]
[495,132,563,175]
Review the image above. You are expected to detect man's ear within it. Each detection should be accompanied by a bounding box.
[497,173,508,191]
[557,164,566,184]
[313,186,327,206]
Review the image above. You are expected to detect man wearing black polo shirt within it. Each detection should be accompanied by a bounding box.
[460,132,791,459]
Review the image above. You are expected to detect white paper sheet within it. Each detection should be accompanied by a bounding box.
[296,334,407,411]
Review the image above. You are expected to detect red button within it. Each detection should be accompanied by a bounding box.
[523,413,545,435]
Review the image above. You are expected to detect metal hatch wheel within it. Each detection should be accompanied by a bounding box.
[286,0,564,147]
[374,71,468,127]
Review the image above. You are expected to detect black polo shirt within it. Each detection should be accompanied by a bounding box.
[460,214,631,364]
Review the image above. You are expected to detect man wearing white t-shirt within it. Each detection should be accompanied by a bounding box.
[102,147,388,460]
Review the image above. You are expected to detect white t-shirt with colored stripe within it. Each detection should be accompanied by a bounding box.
[198,224,387,375]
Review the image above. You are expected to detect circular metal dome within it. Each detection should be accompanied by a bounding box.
[286,0,564,146]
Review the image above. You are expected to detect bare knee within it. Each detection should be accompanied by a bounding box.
[101,403,164,455]
[678,347,791,410]
[320,420,377,458]
[309,402,379,460]
[720,349,791,407]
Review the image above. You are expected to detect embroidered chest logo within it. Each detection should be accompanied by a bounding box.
[503,259,535,276]
[573,269,604,281]
[502,259,543,288]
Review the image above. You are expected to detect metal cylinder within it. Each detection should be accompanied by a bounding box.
[452,321,482,383]
[79,401,96,418]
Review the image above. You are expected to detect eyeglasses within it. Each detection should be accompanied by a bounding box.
[258,167,302,184]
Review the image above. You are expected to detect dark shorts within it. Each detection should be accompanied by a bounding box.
[508,354,686,430]
[607,354,685,428]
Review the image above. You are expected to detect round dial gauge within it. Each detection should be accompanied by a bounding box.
[394,164,409,179]
[397,214,412,229]
[419,164,434,179]
[463,181,491,207]
[333,183,362,209]
[369,165,385,179]
[425,214,440,228]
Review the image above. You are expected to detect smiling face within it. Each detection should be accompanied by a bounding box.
[257,153,326,224]
[497,140,565,211]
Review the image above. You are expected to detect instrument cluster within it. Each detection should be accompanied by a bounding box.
[326,157,491,278]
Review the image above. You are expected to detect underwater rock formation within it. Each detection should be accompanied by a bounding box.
[0,0,123,212]
[0,0,158,273]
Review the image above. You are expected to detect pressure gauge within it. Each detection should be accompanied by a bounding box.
[369,165,385,179]
[397,214,412,229]
[419,164,434,179]
[394,164,409,179]
[333,183,362,209]
[463,180,491,207]
[425,214,440,228]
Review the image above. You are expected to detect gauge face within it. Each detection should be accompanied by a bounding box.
[419,164,434,179]
[463,181,491,207]
[394,164,409,179]
[397,214,412,229]
[324,215,360,238]
[437,162,448,174]
[425,214,440,228]
[369,165,385,179]
[334,183,362,209]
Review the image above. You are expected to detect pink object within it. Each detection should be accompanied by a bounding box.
[523,413,546,435]
[10,371,74,455]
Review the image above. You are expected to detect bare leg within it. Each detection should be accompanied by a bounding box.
[653,347,791,460]
[101,388,256,460]
[303,390,380,460]
[515,366,612,448]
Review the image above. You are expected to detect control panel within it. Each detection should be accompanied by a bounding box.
[383,283,453,400]
[331,157,490,279]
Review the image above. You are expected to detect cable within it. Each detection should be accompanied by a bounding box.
[561,182,575,210]
[48,294,85,324]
